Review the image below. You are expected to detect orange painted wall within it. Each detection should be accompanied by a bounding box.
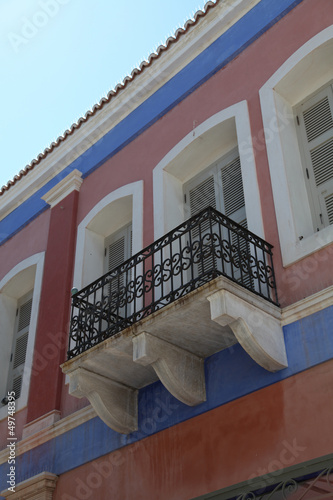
[53,360,333,500]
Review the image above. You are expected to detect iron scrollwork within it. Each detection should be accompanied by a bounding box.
[235,467,333,500]
[68,207,278,359]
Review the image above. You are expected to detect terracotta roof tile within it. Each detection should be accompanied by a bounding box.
[0,0,218,196]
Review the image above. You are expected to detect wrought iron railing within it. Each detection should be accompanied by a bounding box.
[68,207,278,359]
[191,460,333,500]
[232,468,333,500]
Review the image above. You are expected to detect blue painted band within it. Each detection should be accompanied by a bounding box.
[0,303,332,492]
[0,0,304,246]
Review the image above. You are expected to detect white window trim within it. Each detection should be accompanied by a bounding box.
[73,181,143,290]
[259,26,333,266]
[0,253,45,422]
[153,100,264,240]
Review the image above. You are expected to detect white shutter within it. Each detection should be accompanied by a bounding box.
[325,193,333,225]
[297,84,333,230]
[303,93,333,142]
[105,224,132,274]
[189,175,216,215]
[108,236,125,272]
[186,172,216,275]
[189,175,216,239]
[7,294,32,399]
[104,224,132,315]
[108,235,125,294]
[221,155,246,225]
[220,156,251,286]
[184,151,247,278]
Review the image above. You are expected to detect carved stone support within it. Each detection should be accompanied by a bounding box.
[208,289,288,372]
[68,367,138,434]
[133,332,206,406]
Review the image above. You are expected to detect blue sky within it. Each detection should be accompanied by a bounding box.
[0,0,207,188]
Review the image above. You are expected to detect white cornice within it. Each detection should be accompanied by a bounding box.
[281,285,333,326]
[0,405,96,464]
[41,169,82,208]
[0,0,259,221]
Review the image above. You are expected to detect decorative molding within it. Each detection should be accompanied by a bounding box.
[41,169,83,208]
[0,471,58,500]
[133,332,206,406]
[281,284,333,326]
[22,410,61,440]
[68,368,138,434]
[208,289,288,372]
[0,405,95,465]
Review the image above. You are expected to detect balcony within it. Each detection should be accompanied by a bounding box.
[62,207,287,434]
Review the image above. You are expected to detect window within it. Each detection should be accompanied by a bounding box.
[153,102,264,243]
[184,148,251,284]
[184,148,246,226]
[6,291,33,400]
[0,253,44,419]
[69,186,143,359]
[295,83,333,231]
[259,27,333,265]
[72,182,143,291]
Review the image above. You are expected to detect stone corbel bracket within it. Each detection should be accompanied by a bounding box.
[68,367,138,434]
[208,289,288,372]
[133,332,206,406]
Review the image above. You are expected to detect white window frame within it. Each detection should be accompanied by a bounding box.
[153,101,264,241]
[72,181,143,290]
[259,26,333,266]
[0,253,44,421]
[295,83,333,231]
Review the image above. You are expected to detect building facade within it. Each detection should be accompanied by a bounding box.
[0,0,333,498]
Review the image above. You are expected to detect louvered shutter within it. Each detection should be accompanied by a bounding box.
[105,224,132,275]
[104,224,132,321]
[297,85,333,229]
[189,175,216,234]
[221,156,251,287]
[188,175,217,274]
[221,156,246,225]
[107,235,126,295]
[8,295,32,399]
